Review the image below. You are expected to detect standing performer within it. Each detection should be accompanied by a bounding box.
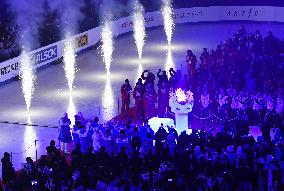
[276,90,283,117]
[133,82,144,120]
[157,69,168,89]
[218,88,229,117]
[58,113,72,153]
[186,50,196,76]
[238,91,249,121]
[121,79,132,113]
[158,82,169,117]
[200,87,211,128]
[200,87,211,114]
[200,48,209,72]
[141,70,155,88]
[144,83,157,119]
[265,92,275,112]
[252,92,263,124]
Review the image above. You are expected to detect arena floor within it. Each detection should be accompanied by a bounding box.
[1,21,284,172]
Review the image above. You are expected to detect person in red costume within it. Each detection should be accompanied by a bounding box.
[133,81,144,120]
[186,50,196,76]
[144,83,157,119]
[121,79,132,113]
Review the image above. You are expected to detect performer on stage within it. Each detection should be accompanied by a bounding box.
[238,91,249,120]
[200,87,211,128]
[58,113,72,153]
[158,82,169,117]
[200,87,211,113]
[227,85,238,110]
[218,88,229,118]
[276,90,283,117]
[186,50,196,76]
[157,69,168,89]
[144,83,157,119]
[121,79,132,113]
[141,70,155,88]
[252,92,264,124]
[133,82,144,120]
[200,48,209,71]
[265,92,275,112]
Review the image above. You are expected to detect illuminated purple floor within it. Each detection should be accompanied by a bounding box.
[0,21,284,173]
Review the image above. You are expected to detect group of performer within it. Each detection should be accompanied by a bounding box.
[197,86,283,125]
[121,69,172,120]
[120,25,284,133]
[184,25,284,130]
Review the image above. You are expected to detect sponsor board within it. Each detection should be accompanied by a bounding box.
[32,45,58,65]
[75,33,88,48]
[121,16,155,29]
[225,7,259,19]
[0,61,19,76]
[1,6,284,83]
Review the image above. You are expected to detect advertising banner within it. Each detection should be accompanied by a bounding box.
[1,6,284,83]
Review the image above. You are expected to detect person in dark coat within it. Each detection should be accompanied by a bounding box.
[58,113,72,153]
[141,70,155,88]
[158,82,169,117]
[144,83,157,119]
[157,69,168,88]
[1,152,15,184]
[121,79,132,113]
[155,124,168,154]
[133,81,144,120]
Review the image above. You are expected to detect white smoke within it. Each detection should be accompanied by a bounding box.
[47,0,84,37]
[7,0,45,50]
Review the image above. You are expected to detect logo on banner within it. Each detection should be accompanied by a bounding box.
[33,45,57,65]
[226,8,259,18]
[75,34,88,48]
[121,16,155,29]
[0,62,19,76]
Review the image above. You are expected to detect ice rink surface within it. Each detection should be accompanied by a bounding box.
[1,21,284,172]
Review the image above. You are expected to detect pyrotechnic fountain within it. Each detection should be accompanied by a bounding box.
[20,51,36,113]
[133,0,146,61]
[63,36,77,125]
[162,0,175,73]
[133,0,146,81]
[101,20,114,76]
[101,16,115,121]
[102,76,115,121]
[165,47,175,76]
[162,0,175,46]
[63,37,76,92]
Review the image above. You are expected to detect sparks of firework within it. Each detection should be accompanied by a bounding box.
[165,47,175,77]
[133,0,146,61]
[136,61,143,83]
[102,76,115,121]
[67,95,76,126]
[162,0,175,46]
[20,51,36,113]
[63,37,76,92]
[101,20,113,75]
